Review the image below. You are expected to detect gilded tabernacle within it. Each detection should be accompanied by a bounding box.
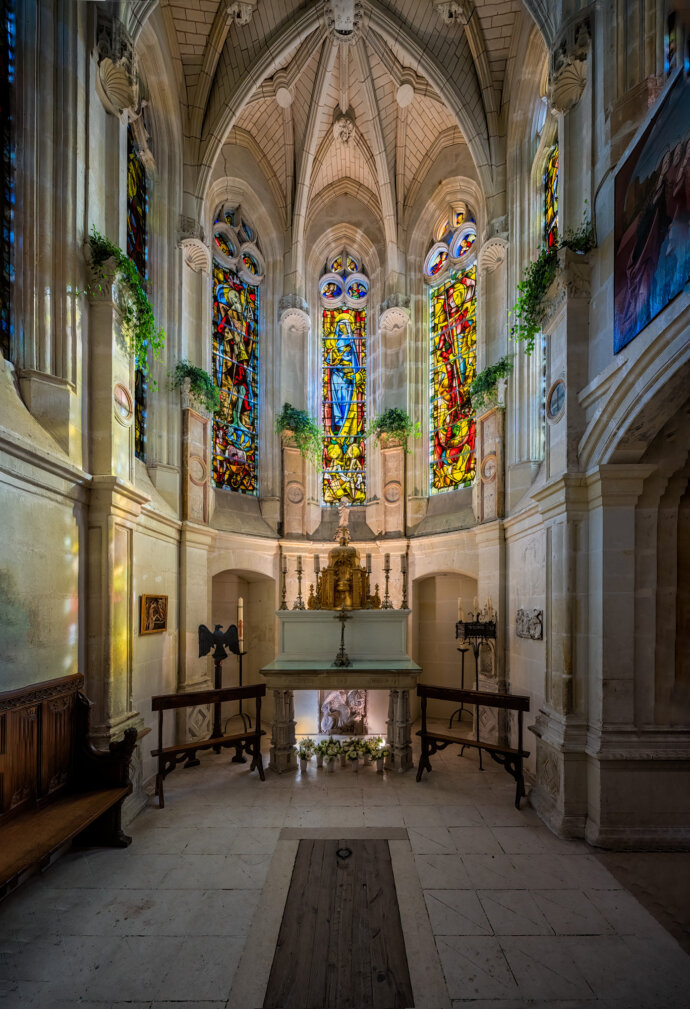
[307,527,381,611]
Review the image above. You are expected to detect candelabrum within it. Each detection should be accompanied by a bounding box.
[399,552,408,609]
[292,557,305,610]
[455,609,497,768]
[333,608,352,667]
[279,559,288,610]
[381,554,393,609]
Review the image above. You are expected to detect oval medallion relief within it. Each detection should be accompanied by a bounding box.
[384,481,402,504]
[286,482,305,505]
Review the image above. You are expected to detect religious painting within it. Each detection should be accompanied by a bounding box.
[212,262,259,494]
[614,70,690,353]
[429,265,477,492]
[140,594,168,634]
[322,306,366,505]
[319,689,367,735]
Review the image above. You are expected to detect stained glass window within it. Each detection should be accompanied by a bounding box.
[544,145,559,249]
[322,306,366,504]
[429,265,477,492]
[212,261,259,494]
[0,0,15,361]
[127,124,148,459]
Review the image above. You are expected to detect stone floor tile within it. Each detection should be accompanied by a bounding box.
[492,826,582,854]
[509,854,622,891]
[362,805,405,827]
[183,825,281,854]
[414,854,471,889]
[478,889,554,936]
[437,803,485,827]
[408,826,457,854]
[424,889,493,935]
[584,887,671,936]
[568,934,690,1005]
[532,890,615,935]
[435,935,518,1000]
[459,853,524,889]
[448,826,503,854]
[159,853,271,890]
[401,804,445,826]
[479,802,543,827]
[500,936,594,1000]
[41,851,182,891]
[283,805,366,828]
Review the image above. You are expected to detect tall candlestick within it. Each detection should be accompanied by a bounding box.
[281,555,287,574]
[366,553,371,573]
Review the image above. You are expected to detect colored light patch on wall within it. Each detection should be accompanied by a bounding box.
[429,266,477,492]
[212,262,259,495]
[322,306,366,504]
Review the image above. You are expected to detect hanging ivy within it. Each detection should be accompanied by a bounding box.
[469,355,514,411]
[365,407,421,452]
[170,359,220,414]
[275,403,323,464]
[88,228,165,380]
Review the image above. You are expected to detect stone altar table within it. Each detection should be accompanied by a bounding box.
[261,610,421,773]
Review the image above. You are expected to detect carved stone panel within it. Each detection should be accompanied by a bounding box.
[516,608,544,640]
[319,689,367,735]
[381,441,405,535]
[182,408,210,524]
[282,441,307,537]
[473,406,504,523]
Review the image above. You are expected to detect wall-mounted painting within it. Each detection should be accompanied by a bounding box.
[614,69,690,353]
[140,594,168,634]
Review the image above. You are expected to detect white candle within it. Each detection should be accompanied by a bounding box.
[237,597,244,652]
[297,555,302,573]
[314,554,320,573]
[366,553,371,573]
[473,596,479,614]
[457,598,463,621]
[384,553,390,570]
[401,554,407,573]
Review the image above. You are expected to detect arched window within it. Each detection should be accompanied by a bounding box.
[425,203,477,493]
[126,123,148,459]
[543,145,559,249]
[320,251,368,504]
[0,0,15,361]
[211,204,264,495]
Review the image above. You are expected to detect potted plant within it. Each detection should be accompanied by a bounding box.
[510,215,595,354]
[323,738,340,772]
[88,228,165,384]
[296,737,315,772]
[375,744,390,773]
[469,356,514,413]
[275,403,322,464]
[170,359,220,414]
[314,739,328,768]
[365,408,420,452]
[363,736,383,765]
[345,744,360,772]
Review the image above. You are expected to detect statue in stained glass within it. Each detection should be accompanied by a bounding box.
[212,262,259,494]
[429,265,477,492]
[544,145,559,249]
[126,124,148,459]
[322,306,366,504]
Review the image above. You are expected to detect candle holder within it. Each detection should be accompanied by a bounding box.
[279,563,288,610]
[292,563,305,610]
[381,558,393,609]
[399,569,408,609]
[455,613,497,769]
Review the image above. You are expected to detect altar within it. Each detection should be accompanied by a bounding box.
[260,528,421,772]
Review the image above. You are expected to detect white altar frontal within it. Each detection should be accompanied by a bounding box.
[261,609,421,773]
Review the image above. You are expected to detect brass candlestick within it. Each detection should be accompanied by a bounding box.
[280,558,288,610]
[333,608,352,667]
[293,558,305,610]
[382,554,393,609]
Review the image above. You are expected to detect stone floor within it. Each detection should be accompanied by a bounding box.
[1,730,689,1009]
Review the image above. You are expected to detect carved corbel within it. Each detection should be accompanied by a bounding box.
[541,247,591,328]
[434,1,471,24]
[178,217,210,274]
[279,306,310,338]
[226,1,258,27]
[477,236,507,274]
[379,305,410,334]
[95,12,139,117]
[549,16,591,115]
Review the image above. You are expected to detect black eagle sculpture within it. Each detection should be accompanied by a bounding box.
[198,623,240,662]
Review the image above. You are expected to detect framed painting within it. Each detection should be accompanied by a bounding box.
[614,69,690,353]
[140,594,168,634]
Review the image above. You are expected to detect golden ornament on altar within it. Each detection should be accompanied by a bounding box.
[312,527,381,610]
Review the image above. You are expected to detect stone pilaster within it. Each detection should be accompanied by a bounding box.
[181,400,211,525]
[270,689,297,773]
[473,405,505,524]
[386,688,413,772]
[282,435,308,538]
[178,523,215,741]
[380,438,405,536]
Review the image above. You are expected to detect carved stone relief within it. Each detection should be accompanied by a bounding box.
[381,441,405,535]
[516,608,544,640]
[319,689,367,734]
[473,406,504,523]
[182,408,210,524]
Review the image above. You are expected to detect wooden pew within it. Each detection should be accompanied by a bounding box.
[0,674,137,899]
[416,684,530,808]
[151,683,266,807]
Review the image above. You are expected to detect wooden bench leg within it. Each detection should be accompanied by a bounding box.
[75,800,132,848]
[514,758,525,810]
[416,738,431,781]
[155,772,165,809]
[249,739,265,781]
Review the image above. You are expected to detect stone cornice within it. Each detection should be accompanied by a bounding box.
[532,473,588,522]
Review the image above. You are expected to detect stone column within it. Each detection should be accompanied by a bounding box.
[278,303,315,532]
[270,689,297,773]
[181,396,211,526]
[386,688,413,772]
[371,303,410,534]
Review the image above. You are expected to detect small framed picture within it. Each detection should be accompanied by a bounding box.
[140,594,168,634]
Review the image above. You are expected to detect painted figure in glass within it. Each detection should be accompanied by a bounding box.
[322,307,366,504]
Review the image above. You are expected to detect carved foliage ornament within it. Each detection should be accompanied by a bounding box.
[226,2,257,26]
[333,111,356,144]
[434,1,471,25]
[324,0,363,42]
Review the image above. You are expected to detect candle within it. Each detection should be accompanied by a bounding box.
[473,596,479,614]
[314,554,320,573]
[237,597,244,653]
[281,555,287,574]
[487,595,493,619]
[401,554,407,573]
[366,553,371,573]
[297,555,302,573]
[457,598,463,621]
[384,553,390,570]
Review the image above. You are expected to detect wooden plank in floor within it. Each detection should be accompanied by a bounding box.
[263,839,414,1009]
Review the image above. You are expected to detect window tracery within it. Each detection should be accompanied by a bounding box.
[320,251,368,505]
[211,204,264,495]
[426,202,478,493]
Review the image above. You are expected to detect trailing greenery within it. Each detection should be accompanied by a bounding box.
[469,355,514,412]
[365,407,421,451]
[88,228,165,381]
[275,402,323,464]
[169,360,220,414]
[510,215,594,354]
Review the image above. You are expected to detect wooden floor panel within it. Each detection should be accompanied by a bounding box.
[263,838,414,1009]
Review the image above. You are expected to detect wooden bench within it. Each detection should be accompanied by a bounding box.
[0,674,137,899]
[151,683,266,807]
[416,684,530,808]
